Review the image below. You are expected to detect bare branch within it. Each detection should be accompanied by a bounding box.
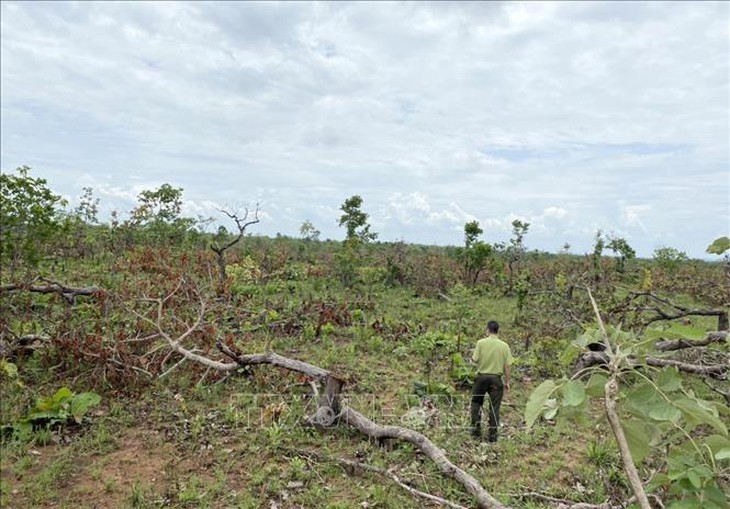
[217,341,329,379]
[645,358,727,377]
[1,277,102,302]
[209,205,261,288]
[655,331,727,351]
[626,291,728,331]
[342,407,508,509]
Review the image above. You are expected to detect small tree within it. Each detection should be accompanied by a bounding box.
[607,235,636,274]
[299,220,320,242]
[0,166,66,269]
[506,219,530,294]
[336,195,376,286]
[338,195,377,243]
[653,246,688,272]
[591,230,606,282]
[706,236,730,280]
[210,206,260,290]
[59,186,102,259]
[457,220,492,286]
[129,184,195,245]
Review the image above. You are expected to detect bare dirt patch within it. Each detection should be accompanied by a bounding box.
[61,427,176,508]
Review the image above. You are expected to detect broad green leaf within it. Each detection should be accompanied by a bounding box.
[574,328,602,349]
[562,380,586,407]
[585,373,607,397]
[51,387,74,406]
[624,382,660,418]
[686,469,701,489]
[525,379,557,429]
[621,419,651,462]
[70,392,101,423]
[701,484,729,508]
[656,367,682,392]
[543,398,559,420]
[715,448,730,461]
[704,435,730,456]
[647,401,681,422]
[26,411,59,422]
[674,397,728,436]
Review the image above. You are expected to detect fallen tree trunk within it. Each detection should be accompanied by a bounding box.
[655,331,727,351]
[575,351,727,379]
[645,357,727,377]
[626,291,729,331]
[342,407,508,509]
[1,278,102,303]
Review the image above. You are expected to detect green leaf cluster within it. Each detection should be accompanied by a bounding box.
[0,165,66,266]
[9,387,101,440]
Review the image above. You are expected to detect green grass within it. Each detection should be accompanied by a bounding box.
[2,247,726,508]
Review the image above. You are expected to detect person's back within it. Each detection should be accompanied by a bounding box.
[470,321,513,442]
[472,335,511,376]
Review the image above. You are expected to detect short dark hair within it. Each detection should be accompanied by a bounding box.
[487,321,499,333]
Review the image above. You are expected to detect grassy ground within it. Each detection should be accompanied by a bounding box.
[2,254,723,508]
[0,322,628,509]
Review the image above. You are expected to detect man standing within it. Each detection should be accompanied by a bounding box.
[470,320,513,442]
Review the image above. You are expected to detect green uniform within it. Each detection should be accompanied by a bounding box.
[470,335,513,442]
[472,335,513,375]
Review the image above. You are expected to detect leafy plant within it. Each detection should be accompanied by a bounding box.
[9,387,101,439]
[525,292,729,509]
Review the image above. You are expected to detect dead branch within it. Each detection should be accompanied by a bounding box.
[130,284,239,373]
[513,491,663,509]
[654,331,727,351]
[645,358,727,377]
[1,277,102,303]
[626,291,728,331]
[294,449,468,509]
[218,341,329,379]
[342,407,508,509]
[210,205,260,287]
[575,351,727,379]
[132,281,506,507]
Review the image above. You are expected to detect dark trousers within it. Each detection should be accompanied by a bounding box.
[470,374,503,442]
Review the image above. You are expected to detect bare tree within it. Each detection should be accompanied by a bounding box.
[210,205,259,289]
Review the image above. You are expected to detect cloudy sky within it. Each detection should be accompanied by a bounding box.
[1,1,728,258]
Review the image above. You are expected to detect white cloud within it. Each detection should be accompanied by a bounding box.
[621,204,651,232]
[1,1,727,257]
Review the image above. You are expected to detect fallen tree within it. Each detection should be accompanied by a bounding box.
[130,286,508,509]
[655,331,727,351]
[575,350,728,379]
[622,291,729,332]
[0,277,102,303]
